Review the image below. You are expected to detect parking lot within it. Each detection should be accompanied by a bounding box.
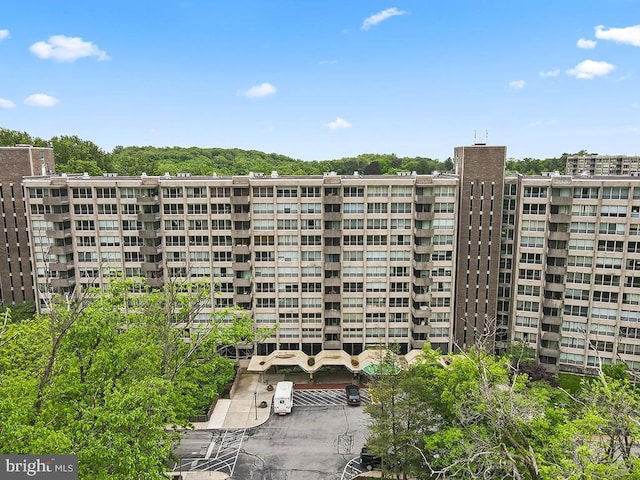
[233,398,371,479]
[173,387,372,479]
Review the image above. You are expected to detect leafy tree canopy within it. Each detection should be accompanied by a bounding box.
[0,278,264,479]
[2,127,567,177]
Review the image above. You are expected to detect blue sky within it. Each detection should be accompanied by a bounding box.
[1,1,639,161]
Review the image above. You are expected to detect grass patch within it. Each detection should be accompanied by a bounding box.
[557,373,584,394]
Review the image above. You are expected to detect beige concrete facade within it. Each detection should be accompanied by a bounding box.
[19,144,640,375]
[24,170,459,357]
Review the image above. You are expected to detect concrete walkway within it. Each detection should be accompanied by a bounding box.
[191,371,284,430]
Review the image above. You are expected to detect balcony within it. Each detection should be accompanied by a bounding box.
[541,315,562,326]
[323,195,342,204]
[411,291,431,303]
[139,230,161,239]
[232,261,251,271]
[324,293,341,303]
[43,196,69,206]
[323,340,342,350]
[231,228,251,238]
[324,262,341,271]
[324,309,341,319]
[545,265,565,275]
[411,322,429,332]
[324,325,341,334]
[140,245,160,255]
[324,276,341,287]
[230,195,250,205]
[548,231,569,241]
[138,212,161,222]
[145,277,164,288]
[542,298,563,309]
[233,293,253,304]
[412,306,430,318]
[44,212,70,222]
[550,196,572,205]
[547,248,566,258]
[414,228,432,237]
[324,229,341,238]
[233,277,252,287]
[411,338,428,349]
[231,212,250,222]
[413,260,430,270]
[50,277,76,288]
[549,214,571,224]
[48,262,74,272]
[413,244,433,254]
[46,229,72,239]
[539,347,560,358]
[232,244,251,255]
[48,244,74,255]
[141,262,162,272]
[324,212,341,221]
[412,276,432,287]
[324,245,341,254]
[137,195,160,205]
[415,211,434,221]
[541,331,561,342]
[415,195,435,204]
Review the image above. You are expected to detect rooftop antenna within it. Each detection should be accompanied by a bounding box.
[474,130,488,145]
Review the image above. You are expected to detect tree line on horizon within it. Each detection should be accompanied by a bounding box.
[1,127,569,177]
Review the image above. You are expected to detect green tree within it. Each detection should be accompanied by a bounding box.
[50,135,112,173]
[0,278,262,478]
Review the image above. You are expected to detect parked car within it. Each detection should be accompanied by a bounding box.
[359,446,382,470]
[345,384,361,405]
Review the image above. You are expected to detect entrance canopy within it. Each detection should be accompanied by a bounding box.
[247,348,423,375]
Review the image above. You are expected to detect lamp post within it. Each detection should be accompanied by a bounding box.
[254,391,258,420]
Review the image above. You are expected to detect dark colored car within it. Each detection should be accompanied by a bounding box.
[360,446,382,470]
[345,384,361,405]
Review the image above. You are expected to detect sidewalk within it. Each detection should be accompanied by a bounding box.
[192,371,283,430]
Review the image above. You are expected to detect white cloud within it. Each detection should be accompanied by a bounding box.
[24,94,60,107]
[577,38,597,49]
[239,82,277,98]
[595,24,640,47]
[29,35,109,62]
[0,30,9,41]
[566,59,615,79]
[361,8,407,30]
[323,117,351,130]
[539,69,560,78]
[0,98,15,109]
[509,80,525,89]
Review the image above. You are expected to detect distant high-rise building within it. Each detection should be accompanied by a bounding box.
[566,154,640,176]
[0,145,55,306]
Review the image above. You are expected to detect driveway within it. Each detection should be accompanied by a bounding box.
[233,400,370,479]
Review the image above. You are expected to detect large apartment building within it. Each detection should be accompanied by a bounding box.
[0,145,55,306]
[566,154,640,176]
[20,144,640,374]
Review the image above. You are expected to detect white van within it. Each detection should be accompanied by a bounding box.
[273,381,294,415]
